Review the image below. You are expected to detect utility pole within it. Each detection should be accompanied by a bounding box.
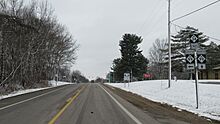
[0,30,3,83]
[168,0,171,88]
[194,50,199,109]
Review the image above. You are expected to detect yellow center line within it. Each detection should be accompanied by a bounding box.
[48,86,85,124]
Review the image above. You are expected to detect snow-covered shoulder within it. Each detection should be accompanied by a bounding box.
[106,80,220,121]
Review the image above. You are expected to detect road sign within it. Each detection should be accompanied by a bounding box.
[185,49,207,70]
[185,50,195,64]
[197,49,206,54]
[185,49,194,54]
[124,73,130,82]
[190,34,199,49]
[185,35,206,109]
[191,43,199,50]
[197,55,206,63]
[186,54,194,63]
[190,35,198,43]
[198,64,206,70]
[187,64,194,70]
[197,49,206,64]
[186,50,195,70]
[143,73,152,79]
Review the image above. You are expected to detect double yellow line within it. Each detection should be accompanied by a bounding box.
[48,86,85,124]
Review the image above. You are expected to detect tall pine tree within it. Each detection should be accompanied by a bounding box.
[112,34,149,81]
[206,42,220,70]
[162,26,209,79]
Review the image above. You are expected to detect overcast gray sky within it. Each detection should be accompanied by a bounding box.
[36,0,220,79]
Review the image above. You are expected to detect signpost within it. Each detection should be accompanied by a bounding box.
[194,51,199,109]
[124,73,130,87]
[185,34,207,109]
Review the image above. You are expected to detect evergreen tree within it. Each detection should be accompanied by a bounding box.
[111,58,123,81]
[112,34,149,81]
[162,26,209,79]
[206,42,220,69]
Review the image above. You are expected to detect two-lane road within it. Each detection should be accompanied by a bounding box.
[0,83,190,124]
[54,83,159,124]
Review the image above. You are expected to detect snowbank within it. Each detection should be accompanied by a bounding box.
[0,87,49,100]
[107,80,220,121]
[0,81,74,100]
[48,80,74,87]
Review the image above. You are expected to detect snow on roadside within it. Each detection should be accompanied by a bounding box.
[0,80,74,100]
[0,87,49,100]
[48,80,74,87]
[107,80,220,121]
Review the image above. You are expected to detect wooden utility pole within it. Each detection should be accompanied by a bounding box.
[168,0,171,88]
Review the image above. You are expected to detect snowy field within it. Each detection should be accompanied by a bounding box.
[107,80,220,121]
[0,80,74,100]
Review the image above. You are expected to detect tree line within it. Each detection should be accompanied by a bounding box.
[0,0,78,92]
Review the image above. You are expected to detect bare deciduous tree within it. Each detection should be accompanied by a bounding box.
[0,0,78,92]
[148,39,168,79]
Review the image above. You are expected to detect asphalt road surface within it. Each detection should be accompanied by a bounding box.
[0,83,189,124]
[0,84,82,124]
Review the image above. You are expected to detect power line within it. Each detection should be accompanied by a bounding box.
[142,2,168,38]
[207,36,220,42]
[136,0,165,34]
[143,10,167,38]
[171,23,220,42]
[172,0,220,22]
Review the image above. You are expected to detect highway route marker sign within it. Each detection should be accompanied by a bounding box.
[124,73,130,82]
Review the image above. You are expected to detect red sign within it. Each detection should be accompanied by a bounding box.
[143,73,152,78]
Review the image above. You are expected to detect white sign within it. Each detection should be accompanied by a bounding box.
[198,64,206,70]
[191,35,198,43]
[186,55,194,63]
[197,49,206,54]
[186,49,195,70]
[197,50,206,64]
[187,64,194,70]
[124,73,130,82]
[190,35,199,49]
[190,43,199,50]
[198,55,206,63]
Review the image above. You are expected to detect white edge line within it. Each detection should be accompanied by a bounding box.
[0,87,65,111]
[99,84,142,124]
